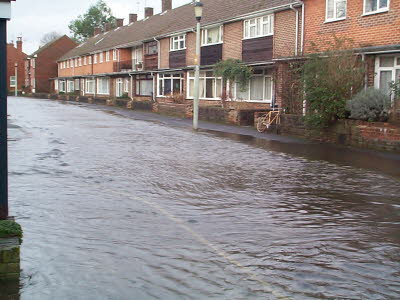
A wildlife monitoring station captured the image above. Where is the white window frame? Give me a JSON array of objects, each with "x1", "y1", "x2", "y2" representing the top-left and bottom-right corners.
[
  {"x1": 78, "y1": 57, "x2": 82, "y2": 66},
  {"x1": 59, "y1": 80, "x2": 66, "y2": 92},
  {"x1": 363, "y1": 0, "x2": 390, "y2": 15},
  {"x1": 132, "y1": 47, "x2": 143, "y2": 69},
  {"x1": 99, "y1": 52, "x2": 104, "y2": 63},
  {"x1": 54, "y1": 79, "x2": 59, "y2": 91},
  {"x1": 244, "y1": 14, "x2": 274, "y2": 39},
  {"x1": 116, "y1": 78, "x2": 123, "y2": 97},
  {"x1": 325, "y1": 0, "x2": 347, "y2": 22},
  {"x1": 201, "y1": 26, "x2": 223, "y2": 46},
  {"x1": 170, "y1": 34, "x2": 186, "y2": 51},
  {"x1": 124, "y1": 78, "x2": 130, "y2": 93},
  {"x1": 88, "y1": 56, "x2": 92, "y2": 65},
  {"x1": 85, "y1": 78, "x2": 95, "y2": 94},
  {"x1": 67, "y1": 80, "x2": 74, "y2": 93},
  {"x1": 187, "y1": 71, "x2": 223, "y2": 100},
  {"x1": 374, "y1": 55, "x2": 400, "y2": 96},
  {"x1": 106, "y1": 51, "x2": 110, "y2": 62},
  {"x1": 94, "y1": 54, "x2": 97, "y2": 64},
  {"x1": 157, "y1": 73, "x2": 184, "y2": 97},
  {"x1": 233, "y1": 69, "x2": 273, "y2": 103},
  {"x1": 10, "y1": 76, "x2": 16, "y2": 87},
  {"x1": 97, "y1": 77, "x2": 109, "y2": 95},
  {"x1": 83, "y1": 56, "x2": 87, "y2": 65},
  {"x1": 113, "y1": 49, "x2": 118, "y2": 61}
]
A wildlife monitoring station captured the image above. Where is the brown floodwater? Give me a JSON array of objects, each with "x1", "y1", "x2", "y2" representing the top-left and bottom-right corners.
[{"x1": 2, "y1": 97, "x2": 400, "y2": 300}]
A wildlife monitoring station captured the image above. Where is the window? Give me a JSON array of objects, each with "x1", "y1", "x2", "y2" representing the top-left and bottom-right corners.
[
  {"x1": 326, "y1": 0, "x2": 347, "y2": 21},
  {"x1": 78, "y1": 57, "x2": 82, "y2": 66},
  {"x1": 85, "y1": 78, "x2": 95, "y2": 94},
  {"x1": 145, "y1": 41, "x2": 158, "y2": 55},
  {"x1": 59, "y1": 80, "x2": 66, "y2": 92},
  {"x1": 67, "y1": 60, "x2": 70, "y2": 68},
  {"x1": 31, "y1": 59, "x2": 35, "y2": 68},
  {"x1": 187, "y1": 71, "x2": 223, "y2": 100},
  {"x1": 75, "y1": 58, "x2": 79, "y2": 67},
  {"x1": 113, "y1": 49, "x2": 118, "y2": 61},
  {"x1": 99, "y1": 52, "x2": 104, "y2": 63},
  {"x1": 234, "y1": 69, "x2": 273, "y2": 102},
  {"x1": 88, "y1": 56, "x2": 92, "y2": 65},
  {"x1": 158, "y1": 73, "x2": 183, "y2": 96},
  {"x1": 202, "y1": 26, "x2": 223, "y2": 46},
  {"x1": 83, "y1": 56, "x2": 87, "y2": 65},
  {"x1": 74, "y1": 79, "x2": 80, "y2": 90},
  {"x1": 136, "y1": 75, "x2": 153, "y2": 96},
  {"x1": 94, "y1": 54, "x2": 97, "y2": 64},
  {"x1": 10, "y1": 76, "x2": 16, "y2": 87},
  {"x1": 244, "y1": 15, "x2": 274, "y2": 39},
  {"x1": 54, "y1": 80, "x2": 59, "y2": 91},
  {"x1": 97, "y1": 77, "x2": 109, "y2": 95},
  {"x1": 106, "y1": 51, "x2": 110, "y2": 62},
  {"x1": 124, "y1": 78, "x2": 130, "y2": 93},
  {"x1": 170, "y1": 35, "x2": 186, "y2": 51},
  {"x1": 364, "y1": 0, "x2": 389, "y2": 14},
  {"x1": 375, "y1": 55, "x2": 400, "y2": 96},
  {"x1": 116, "y1": 78, "x2": 124, "y2": 97},
  {"x1": 67, "y1": 80, "x2": 74, "y2": 93},
  {"x1": 132, "y1": 47, "x2": 143, "y2": 69}
]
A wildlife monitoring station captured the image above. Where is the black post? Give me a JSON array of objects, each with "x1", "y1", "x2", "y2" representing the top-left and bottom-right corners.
[{"x1": 0, "y1": 18, "x2": 8, "y2": 219}]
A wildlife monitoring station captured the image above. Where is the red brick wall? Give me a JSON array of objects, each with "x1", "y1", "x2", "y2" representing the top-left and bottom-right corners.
[
  {"x1": 223, "y1": 21, "x2": 243, "y2": 60},
  {"x1": 160, "y1": 38, "x2": 170, "y2": 69},
  {"x1": 35, "y1": 36, "x2": 77, "y2": 93},
  {"x1": 304, "y1": 0, "x2": 400, "y2": 53},
  {"x1": 274, "y1": 8, "x2": 302, "y2": 58},
  {"x1": 7, "y1": 43, "x2": 26, "y2": 92}
]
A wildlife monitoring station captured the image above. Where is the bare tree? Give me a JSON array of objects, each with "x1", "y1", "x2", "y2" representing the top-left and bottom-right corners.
[{"x1": 40, "y1": 32, "x2": 62, "y2": 46}]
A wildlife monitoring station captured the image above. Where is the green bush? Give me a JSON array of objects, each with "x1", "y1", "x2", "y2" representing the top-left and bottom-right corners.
[
  {"x1": 0, "y1": 221, "x2": 23, "y2": 238},
  {"x1": 347, "y1": 88, "x2": 392, "y2": 122}
]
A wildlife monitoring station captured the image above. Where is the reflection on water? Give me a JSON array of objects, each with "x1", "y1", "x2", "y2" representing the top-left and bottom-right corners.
[{"x1": 3, "y1": 97, "x2": 400, "y2": 300}]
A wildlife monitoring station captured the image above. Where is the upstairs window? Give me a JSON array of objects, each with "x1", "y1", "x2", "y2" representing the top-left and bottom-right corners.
[
  {"x1": 78, "y1": 57, "x2": 82, "y2": 66},
  {"x1": 67, "y1": 60, "x2": 70, "y2": 68},
  {"x1": 326, "y1": 0, "x2": 347, "y2": 21},
  {"x1": 132, "y1": 47, "x2": 143, "y2": 67},
  {"x1": 364, "y1": 0, "x2": 389, "y2": 14},
  {"x1": 94, "y1": 54, "x2": 98, "y2": 64},
  {"x1": 83, "y1": 56, "x2": 87, "y2": 65},
  {"x1": 88, "y1": 56, "x2": 92, "y2": 64},
  {"x1": 106, "y1": 51, "x2": 110, "y2": 62},
  {"x1": 201, "y1": 26, "x2": 223, "y2": 46},
  {"x1": 145, "y1": 41, "x2": 158, "y2": 55},
  {"x1": 99, "y1": 52, "x2": 104, "y2": 63},
  {"x1": 244, "y1": 15, "x2": 274, "y2": 39},
  {"x1": 170, "y1": 35, "x2": 186, "y2": 51},
  {"x1": 113, "y1": 49, "x2": 118, "y2": 61}
]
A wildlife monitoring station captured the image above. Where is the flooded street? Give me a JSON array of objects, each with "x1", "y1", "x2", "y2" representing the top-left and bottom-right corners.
[{"x1": 4, "y1": 96, "x2": 400, "y2": 299}]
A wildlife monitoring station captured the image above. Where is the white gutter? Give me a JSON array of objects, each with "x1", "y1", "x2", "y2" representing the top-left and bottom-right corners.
[
  {"x1": 290, "y1": 4, "x2": 299, "y2": 56},
  {"x1": 154, "y1": 37, "x2": 161, "y2": 69},
  {"x1": 297, "y1": 0, "x2": 305, "y2": 54}
]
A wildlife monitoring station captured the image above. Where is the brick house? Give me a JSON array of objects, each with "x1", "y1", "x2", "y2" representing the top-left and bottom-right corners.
[
  {"x1": 25, "y1": 35, "x2": 77, "y2": 93},
  {"x1": 303, "y1": 0, "x2": 400, "y2": 95},
  {"x1": 7, "y1": 37, "x2": 27, "y2": 94},
  {"x1": 55, "y1": 0, "x2": 304, "y2": 121}
]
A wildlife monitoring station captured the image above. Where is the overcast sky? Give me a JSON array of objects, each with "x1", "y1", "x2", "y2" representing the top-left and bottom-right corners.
[{"x1": 8, "y1": 0, "x2": 191, "y2": 54}]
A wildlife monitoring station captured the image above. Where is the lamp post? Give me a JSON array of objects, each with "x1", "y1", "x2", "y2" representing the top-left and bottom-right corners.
[
  {"x1": 0, "y1": 0, "x2": 15, "y2": 219},
  {"x1": 14, "y1": 62, "x2": 17, "y2": 96},
  {"x1": 192, "y1": 1, "x2": 203, "y2": 130}
]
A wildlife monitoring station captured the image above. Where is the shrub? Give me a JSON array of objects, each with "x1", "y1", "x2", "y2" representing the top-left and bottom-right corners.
[
  {"x1": 302, "y1": 37, "x2": 366, "y2": 128},
  {"x1": 347, "y1": 88, "x2": 392, "y2": 122}
]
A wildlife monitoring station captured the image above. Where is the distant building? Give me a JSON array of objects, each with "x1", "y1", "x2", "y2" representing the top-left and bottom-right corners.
[
  {"x1": 25, "y1": 35, "x2": 77, "y2": 93},
  {"x1": 7, "y1": 37, "x2": 27, "y2": 94}
]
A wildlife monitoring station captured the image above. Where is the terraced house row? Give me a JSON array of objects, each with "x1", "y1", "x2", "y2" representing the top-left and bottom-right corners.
[{"x1": 54, "y1": 0, "x2": 400, "y2": 118}]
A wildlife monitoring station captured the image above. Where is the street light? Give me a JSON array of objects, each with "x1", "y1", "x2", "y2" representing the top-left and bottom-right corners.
[
  {"x1": 0, "y1": 0, "x2": 16, "y2": 220},
  {"x1": 192, "y1": 1, "x2": 203, "y2": 130}
]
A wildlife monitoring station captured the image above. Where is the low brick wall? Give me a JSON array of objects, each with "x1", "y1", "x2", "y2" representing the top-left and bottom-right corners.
[
  {"x1": 0, "y1": 238, "x2": 20, "y2": 281},
  {"x1": 278, "y1": 114, "x2": 400, "y2": 153}
]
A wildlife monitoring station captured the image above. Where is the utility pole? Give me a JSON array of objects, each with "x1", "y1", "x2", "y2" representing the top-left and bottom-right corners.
[
  {"x1": 192, "y1": 1, "x2": 203, "y2": 130},
  {"x1": 0, "y1": 0, "x2": 16, "y2": 220}
]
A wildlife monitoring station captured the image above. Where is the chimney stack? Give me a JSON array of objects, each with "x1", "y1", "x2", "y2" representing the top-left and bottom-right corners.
[
  {"x1": 116, "y1": 18, "x2": 124, "y2": 27},
  {"x1": 105, "y1": 23, "x2": 112, "y2": 32},
  {"x1": 94, "y1": 27, "x2": 102, "y2": 35},
  {"x1": 162, "y1": 0, "x2": 172, "y2": 12},
  {"x1": 129, "y1": 13, "x2": 138, "y2": 23},
  {"x1": 144, "y1": 7, "x2": 154, "y2": 18},
  {"x1": 16, "y1": 37, "x2": 22, "y2": 53}
]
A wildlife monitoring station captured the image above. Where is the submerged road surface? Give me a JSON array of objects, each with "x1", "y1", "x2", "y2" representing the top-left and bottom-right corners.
[{"x1": 4, "y1": 97, "x2": 400, "y2": 299}]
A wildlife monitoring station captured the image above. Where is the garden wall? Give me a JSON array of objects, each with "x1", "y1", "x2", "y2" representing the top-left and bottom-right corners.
[{"x1": 278, "y1": 114, "x2": 400, "y2": 152}]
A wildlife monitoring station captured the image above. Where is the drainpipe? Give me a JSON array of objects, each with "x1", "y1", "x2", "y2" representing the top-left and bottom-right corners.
[
  {"x1": 154, "y1": 37, "x2": 161, "y2": 69},
  {"x1": 290, "y1": 4, "x2": 299, "y2": 56},
  {"x1": 362, "y1": 54, "x2": 368, "y2": 91},
  {"x1": 151, "y1": 72, "x2": 156, "y2": 102},
  {"x1": 129, "y1": 74, "x2": 134, "y2": 100},
  {"x1": 297, "y1": 0, "x2": 305, "y2": 54}
]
